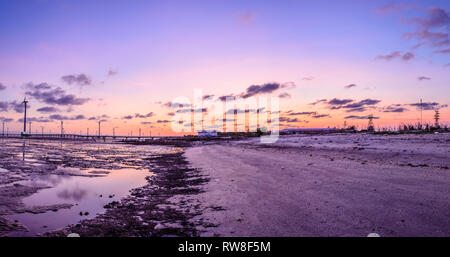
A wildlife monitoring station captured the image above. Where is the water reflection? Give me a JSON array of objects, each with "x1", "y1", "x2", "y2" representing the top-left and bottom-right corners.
[{"x1": 8, "y1": 168, "x2": 151, "y2": 236}]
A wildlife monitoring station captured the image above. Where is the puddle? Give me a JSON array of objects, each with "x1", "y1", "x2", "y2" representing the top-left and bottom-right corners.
[{"x1": 7, "y1": 168, "x2": 152, "y2": 236}]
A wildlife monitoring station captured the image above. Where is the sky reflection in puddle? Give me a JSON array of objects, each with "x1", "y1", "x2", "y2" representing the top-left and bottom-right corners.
[{"x1": 8, "y1": 168, "x2": 152, "y2": 236}]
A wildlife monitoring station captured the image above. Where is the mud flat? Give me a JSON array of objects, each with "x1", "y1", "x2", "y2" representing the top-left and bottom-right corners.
[
  {"x1": 184, "y1": 133, "x2": 450, "y2": 236},
  {"x1": 0, "y1": 139, "x2": 212, "y2": 236}
]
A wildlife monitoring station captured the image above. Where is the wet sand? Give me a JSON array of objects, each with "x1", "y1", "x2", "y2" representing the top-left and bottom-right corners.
[{"x1": 184, "y1": 133, "x2": 450, "y2": 236}]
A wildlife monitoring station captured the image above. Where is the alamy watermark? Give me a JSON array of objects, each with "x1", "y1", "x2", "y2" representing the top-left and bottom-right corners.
[{"x1": 168, "y1": 89, "x2": 280, "y2": 143}]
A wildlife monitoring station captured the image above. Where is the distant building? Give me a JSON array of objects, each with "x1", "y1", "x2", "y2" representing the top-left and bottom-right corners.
[{"x1": 197, "y1": 130, "x2": 218, "y2": 137}]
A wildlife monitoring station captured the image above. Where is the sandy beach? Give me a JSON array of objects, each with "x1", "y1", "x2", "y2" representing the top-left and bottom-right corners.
[{"x1": 184, "y1": 133, "x2": 450, "y2": 236}]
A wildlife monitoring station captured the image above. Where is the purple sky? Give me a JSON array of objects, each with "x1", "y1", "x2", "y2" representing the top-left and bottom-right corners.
[{"x1": 0, "y1": 0, "x2": 449, "y2": 134}]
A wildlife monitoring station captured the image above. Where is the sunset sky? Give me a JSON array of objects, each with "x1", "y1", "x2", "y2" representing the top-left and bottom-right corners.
[{"x1": 0, "y1": 0, "x2": 449, "y2": 135}]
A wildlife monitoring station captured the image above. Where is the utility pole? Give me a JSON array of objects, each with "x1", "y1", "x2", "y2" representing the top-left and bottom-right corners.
[
  {"x1": 420, "y1": 98, "x2": 423, "y2": 129},
  {"x1": 2, "y1": 122, "x2": 4, "y2": 136},
  {"x1": 22, "y1": 98, "x2": 28, "y2": 134},
  {"x1": 368, "y1": 114, "x2": 374, "y2": 132},
  {"x1": 41, "y1": 126, "x2": 44, "y2": 136},
  {"x1": 139, "y1": 128, "x2": 141, "y2": 138},
  {"x1": 98, "y1": 121, "x2": 101, "y2": 136},
  {"x1": 29, "y1": 122, "x2": 32, "y2": 134},
  {"x1": 60, "y1": 121, "x2": 64, "y2": 136},
  {"x1": 87, "y1": 128, "x2": 89, "y2": 136}
]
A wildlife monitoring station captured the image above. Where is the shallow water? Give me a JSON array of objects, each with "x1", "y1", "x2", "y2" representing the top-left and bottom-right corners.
[
  {"x1": 0, "y1": 138, "x2": 176, "y2": 236},
  {"x1": 7, "y1": 168, "x2": 151, "y2": 236}
]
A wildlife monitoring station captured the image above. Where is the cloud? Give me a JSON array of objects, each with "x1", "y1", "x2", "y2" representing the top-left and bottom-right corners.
[
  {"x1": 309, "y1": 99, "x2": 327, "y2": 105},
  {"x1": 328, "y1": 98, "x2": 354, "y2": 106},
  {"x1": 409, "y1": 102, "x2": 448, "y2": 110},
  {"x1": 0, "y1": 83, "x2": 6, "y2": 90},
  {"x1": 433, "y1": 48, "x2": 450, "y2": 54},
  {"x1": 49, "y1": 114, "x2": 86, "y2": 120},
  {"x1": 0, "y1": 116, "x2": 14, "y2": 122},
  {"x1": 280, "y1": 82, "x2": 296, "y2": 90},
  {"x1": 9, "y1": 101, "x2": 28, "y2": 113},
  {"x1": 301, "y1": 77, "x2": 314, "y2": 81},
  {"x1": 312, "y1": 114, "x2": 331, "y2": 118},
  {"x1": 382, "y1": 105, "x2": 409, "y2": 113},
  {"x1": 107, "y1": 69, "x2": 118, "y2": 76},
  {"x1": 345, "y1": 115, "x2": 379, "y2": 120},
  {"x1": 418, "y1": 76, "x2": 431, "y2": 81},
  {"x1": 122, "y1": 115, "x2": 133, "y2": 120},
  {"x1": 241, "y1": 82, "x2": 280, "y2": 98},
  {"x1": 202, "y1": 94, "x2": 214, "y2": 100},
  {"x1": 279, "y1": 117, "x2": 301, "y2": 123},
  {"x1": 344, "y1": 84, "x2": 357, "y2": 89},
  {"x1": 61, "y1": 74, "x2": 92, "y2": 86},
  {"x1": 141, "y1": 121, "x2": 153, "y2": 125},
  {"x1": 375, "y1": 4, "x2": 412, "y2": 14},
  {"x1": 25, "y1": 82, "x2": 90, "y2": 106},
  {"x1": 37, "y1": 106, "x2": 60, "y2": 113},
  {"x1": 88, "y1": 114, "x2": 110, "y2": 121},
  {"x1": 288, "y1": 111, "x2": 317, "y2": 116},
  {"x1": 404, "y1": 30, "x2": 450, "y2": 48},
  {"x1": 236, "y1": 11, "x2": 255, "y2": 26},
  {"x1": 134, "y1": 112, "x2": 154, "y2": 118},
  {"x1": 410, "y1": 7, "x2": 450, "y2": 29},
  {"x1": 375, "y1": 51, "x2": 415, "y2": 61},
  {"x1": 218, "y1": 94, "x2": 235, "y2": 102},
  {"x1": 278, "y1": 92, "x2": 291, "y2": 98},
  {"x1": 0, "y1": 102, "x2": 8, "y2": 112},
  {"x1": 18, "y1": 117, "x2": 53, "y2": 123},
  {"x1": 157, "y1": 120, "x2": 170, "y2": 123}
]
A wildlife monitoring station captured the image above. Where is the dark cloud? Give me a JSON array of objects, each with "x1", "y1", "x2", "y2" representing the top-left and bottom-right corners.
[
  {"x1": 157, "y1": 120, "x2": 170, "y2": 123},
  {"x1": 409, "y1": 102, "x2": 448, "y2": 110},
  {"x1": 134, "y1": 112, "x2": 154, "y2": 118},
  {"x1": 0, "y1": 117, "x2": 14, "y2": 122},
  {"x1": 345, "y1": 115, "x2": 379, "y2": 120},
  {"x1": 218, "y1": 94, "x2": 235, "y2": 102},
  {"x1": 18, "y1": 117, "x2": 53, "y2": 123},
  {"x1": 312, "y1": 114, "x2": 331, "y2": 118},
  {"x1": 382, "y1": 105, "x2": 409, "y2": 113},
  {"x1": 37, "y1": 106, "x2": 60, "y2": 113},
  {"x1": 328, "y1": 98, "x2": 353, "y2": 106},
  {"x1": 202, "y1": 94, "x2": 214, "y2": 100},
  {"x1": 49, "y1": 114, "x2": 86, "y2": 120},
  {"x1": 375, "y1": 51, "x2": 415, "y2": 61},
  {"x1": 141, "y1": 121, "x2": 153, "y2": 125},
  {"x1": 241, "y1": 83, "x2": 280, "y2": 98},
  {"x1": 177, "y1": 107, "x2": 207, "y2": 113},
  {"x1": 344, "y1": 84, "x2": 357, "y2": 89},
  {"x1": 122, "y1": 115, "x2": 133, "y2": 120},
  {"x1": 167, "y1": 112, "x2": 175, "y2": 116},
  {"x1": 279, "y1": 117, "x2": 300, "y2": 123},
  {"x1": 88, "y1": 114, "x2": 110, "y2": 121},
  {"x1": 9, "y1": 101, "x2": 27, "y2": 113},
  {"x1": 61, "y1": 74, "x2": 92, "y2": 86},
  {"x1": 343, "y1": 99, "x2": 381, "y2": 109},
  {"x1": 288, "y1": 111, "x2": 317, "y2": 116},
  {"x1": 0, "y1": 83, "x2": 6, "y2": 90},
  {"x1": 25, "y1": 82, "x2": 90, "y2": 106},
  {"x1": 278, "y1": 92, "x2": 291, "y2": 98},
  {"x1": 418, "y1": 76, "x2": 431, "y2": 81}
]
